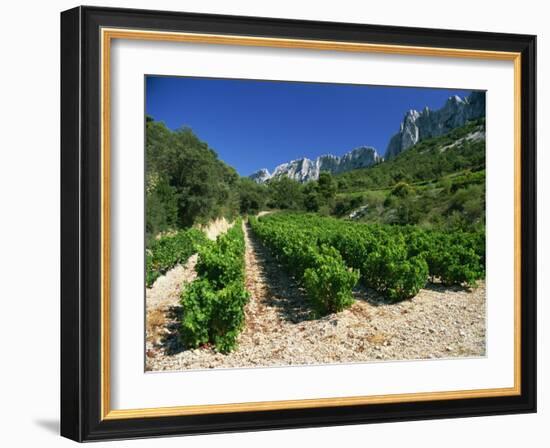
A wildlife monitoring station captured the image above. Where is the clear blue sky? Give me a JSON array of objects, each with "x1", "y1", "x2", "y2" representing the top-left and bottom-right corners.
[{"x1": 146, "y1": 76, "x2": 473, "y2": 176}]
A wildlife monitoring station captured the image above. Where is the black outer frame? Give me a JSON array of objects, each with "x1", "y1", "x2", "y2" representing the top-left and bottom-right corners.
[{"x1": 60, "y1": 5, "x2": 537, "y2": 442}]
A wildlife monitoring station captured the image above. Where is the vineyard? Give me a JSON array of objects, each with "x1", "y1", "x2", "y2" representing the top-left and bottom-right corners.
[
  {"x1": 251, "y1": 213, "x2": 485, "y2": 304},
  {"x1": 144, "y1": 211, "x2": 486, "y2": 370},
  {"x1": 143, "y1": 104, "x2": 487, "y2": 369},
  {"x1": 146, "y1": 228, "x2": 207, "y2": 287},
  {"x1": 180, "y1": 219, "x2": 249, "y2": 353}
]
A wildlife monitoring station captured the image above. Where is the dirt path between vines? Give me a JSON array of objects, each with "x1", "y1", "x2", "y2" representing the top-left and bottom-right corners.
[{"x1": 147, "y1": 221, "x2": 486, "y2": 371}]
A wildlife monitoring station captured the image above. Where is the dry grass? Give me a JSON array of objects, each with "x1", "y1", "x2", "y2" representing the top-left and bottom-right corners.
[
  {"x1": 146, "y1": 307, "x2": 166, "y2": 345},
  {"x1": 366, "y1": 332, "x2": 389, "y2": 345}
]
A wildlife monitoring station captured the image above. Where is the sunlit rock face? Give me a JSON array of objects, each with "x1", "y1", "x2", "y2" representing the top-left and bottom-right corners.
[
  {"x1": 249, "y1": 146, "x2": 382, "y2": 184},
  {"x1": 385, "y1": 91, "x2": 486, "y2": 159},
  {"x1": 249, "y1": 168, "x2": 272, "y2": 184}
]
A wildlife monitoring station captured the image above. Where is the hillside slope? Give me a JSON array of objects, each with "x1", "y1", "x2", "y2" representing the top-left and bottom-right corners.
[
  {"x1": 336, "y1": 119, "x2": 485, "y2": 192},
  {"x1": 146, "y1": 117, "x2": 242, "y2": 241},
  {"x1": 385, "y1": 91, "x2": 485, "y2": 158},
  {"x1": 333, "y1": 119, "x2": 486, "y2": 230}
]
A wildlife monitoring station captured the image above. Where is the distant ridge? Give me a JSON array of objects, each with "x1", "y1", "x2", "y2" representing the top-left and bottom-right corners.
[
  {"x1": 250, "y1": 146, "x2": 382, "y2": 184},
  {"x1": 249, "y1": 91, "x2": 485, "y2": 183}
]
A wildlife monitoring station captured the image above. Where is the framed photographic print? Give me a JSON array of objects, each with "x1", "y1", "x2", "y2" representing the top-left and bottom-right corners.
[{"x1": 60, "y1": 6, "x2": 536, "y2": 442}]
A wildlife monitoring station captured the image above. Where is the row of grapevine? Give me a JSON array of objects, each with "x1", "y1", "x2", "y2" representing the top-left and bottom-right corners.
[
  {"x1": 251, "y1": 213, "x2": 484, "y2": 302},
  {"x1": 146, "y1": 228, "x2": 208, "y2": 287},
  {"x1": 249, "y1": 217, "x2": 359, "y2": 316},
  {"x1": 179, "y1": 219, "x2": 249, "y2": 353},
  {"x1": 398, "y1": 226, "x2": 485, "y2": 286}
]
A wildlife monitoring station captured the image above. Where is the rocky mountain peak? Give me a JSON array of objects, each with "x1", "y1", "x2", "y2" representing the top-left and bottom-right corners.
[
  {"x1": 248, "y1": 90, "x2": 485, "y2": 183},
  {"x1": 449, "y1": 94, "x2": 464, "y2": 104},
  {"x1": 249, "y1": 168, "x2": 272, "y2": 184},
  {"x1": 249, "y1": 145, "x2": 382, "y2": 184},
  {"x1": 385, "y1": 91, "x2": 485, "y2": 159}
]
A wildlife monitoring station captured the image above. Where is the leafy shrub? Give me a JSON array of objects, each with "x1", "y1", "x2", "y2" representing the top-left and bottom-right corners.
[
  {"x1": 146, "y1": 228, "x2": 207, "y2": 287},
  {"x1": 196, "y1": 224, "x2": 246, "y2": 288},
  {"x1": 253, "y1": 212, "x2": 483, "y2": 301},
  {"x1": 180, "y1": 279, "x2": 215, "y2": 348},
  {"x1": 424, "y1": 238, "x2": 484, "y2": 286},
  {"x1": 362, "y1": 243, "x2": 428, "y2": 301},
  {"x1": 402, "y1": 227, "x2": 485, "y2": 286},
  {"x1": 180, "y1": 279, "x2": 249, "y2": 353},
  {"x1": 391, "y1": 181, "x2": 415, "y2": 198},
  {"x1": 180, "y1": 219, "x2": 249, "y2": 353},
  {"x1": 209, "y1": 281, "x2": 250, "y2": 353},
  {"x1": 250, "y1": 217, "x2": 358, "y2": 315},
  {"x1": 303, "y1": 246, "x2": 359, "y2": 316}
]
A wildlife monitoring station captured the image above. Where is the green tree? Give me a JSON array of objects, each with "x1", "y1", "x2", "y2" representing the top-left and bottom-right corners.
[
  {"x1": 303, "y1": 182, "x2": 320, "y2": 212},
  {"x1": 145, "y1": 119, "x2": 240, "y2": 237},
  {"x1": 317, "y1": 172, "x2": 336, "y2": 202},
  {"x1": 391, "y1": 181, "x2": 414, "y2": 198},
  {"x1": 266, "y1": 177, "x2": 304, "y2": 209},
  {"x1": 145, "y1": 175, "x2": 179, "y2": 243},
  {"x1": 236, "y1": 178, "x2": 268, "y2": 214}
]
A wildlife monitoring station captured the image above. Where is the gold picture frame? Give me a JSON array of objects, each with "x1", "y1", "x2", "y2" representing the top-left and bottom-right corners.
[{"x1": 61, "y1": 6, "x2": 536, "y2": 441}]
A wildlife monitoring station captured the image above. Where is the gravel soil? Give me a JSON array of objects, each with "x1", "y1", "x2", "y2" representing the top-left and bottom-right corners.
[{"x1": 145, "y1": 222, "x2": 486, "y2": 372}]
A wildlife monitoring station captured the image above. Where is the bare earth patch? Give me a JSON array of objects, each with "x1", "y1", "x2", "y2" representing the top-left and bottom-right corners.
[
  {"x1": 146, "y1": 222, "x2": 486, "y2": 371},
  {"x1": 198, "y1": 217, "x2": 231, "y2": 240}
]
